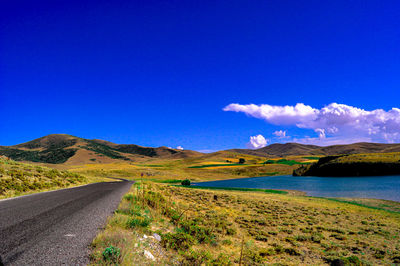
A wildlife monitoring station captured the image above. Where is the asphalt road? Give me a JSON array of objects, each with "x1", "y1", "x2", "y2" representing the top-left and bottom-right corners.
[{"x1": 0, "y1": 180, "x2": 133, "y2": 265}]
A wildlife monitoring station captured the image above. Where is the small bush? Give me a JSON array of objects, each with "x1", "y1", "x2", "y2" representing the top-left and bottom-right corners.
[
  {"x1": 226, "y1": 227, "x2": 236, "y2": 235},
  {"x1": 162, "y1": 231, "x2": 195, "y2": 250},
  {"x1": 284, "y1": 247, "x2": 301, "y2": 256},
  {"x1": 181, "y1": 179, "x2": 191, "y2": 186},
  {"x1": 102, "y1": 246, "x2": 120, "y2": 263}
]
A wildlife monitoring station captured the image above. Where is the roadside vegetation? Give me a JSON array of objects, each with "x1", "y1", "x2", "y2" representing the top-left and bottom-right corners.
[
  {"x1": 91, "y1": 182, "x2": 400, "y2": 265},
  {"x1": 0, "y1": 156, "x2": 87, "y2": 198}
]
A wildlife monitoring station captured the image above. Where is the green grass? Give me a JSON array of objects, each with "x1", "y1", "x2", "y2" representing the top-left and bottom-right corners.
[
  {"x1": 177, "y1": 185, "x2": 288, "y2": 194},
  {"x1": 264, "y1": 159, "x2": 308, "y2": 166},
  {"x1": 188, "y1": 163, "x2": 246, "y2": 168}
]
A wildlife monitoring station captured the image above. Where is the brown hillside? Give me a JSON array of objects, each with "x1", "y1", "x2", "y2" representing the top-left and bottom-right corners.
[{"x1": 0, "y1": 134, "x2": 203, "y2": 165}]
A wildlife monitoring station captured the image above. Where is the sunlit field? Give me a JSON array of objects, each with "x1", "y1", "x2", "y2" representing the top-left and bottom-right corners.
[{"x1": 91, "y1": 182, "x2": 400, "y2": 265}]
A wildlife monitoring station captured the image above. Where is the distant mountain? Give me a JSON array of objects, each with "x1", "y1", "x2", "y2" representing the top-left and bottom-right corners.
[
  {"x1": 228, "y1": 142, "x2": 400, "y2": 157},
  {"x1": 0, "y1": 134, "x2": 202, "y2": 164},
  {"x1": 2, "y1": 134, "x2": 400, "y2": 165}
]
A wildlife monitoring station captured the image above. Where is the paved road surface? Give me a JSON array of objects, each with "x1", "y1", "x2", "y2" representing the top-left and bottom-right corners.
[{"x1": 0, "y1": 180, "x2": 133, "y2": 265}]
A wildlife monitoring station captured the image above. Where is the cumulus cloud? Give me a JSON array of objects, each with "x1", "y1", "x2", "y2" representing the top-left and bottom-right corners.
[
  {"x1": 247, "y1": 135, "x2": 269, "y2": 149},
  {"x1": 224, "y1": 103, "x2": 400, "y2": 144},
  {"x1": 315, "y1": 128, "x2": 326, "y2": 139},
  {"x1": 176, "y1": 146, "x2": 184, "y2": 150},
  {"x1": 273, "y1": 130, "x2": 287, "y2": 138}
]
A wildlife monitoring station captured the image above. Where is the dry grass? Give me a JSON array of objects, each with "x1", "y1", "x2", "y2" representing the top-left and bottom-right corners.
[
  {"x1": 335, "y1": 152, "x2": 400, "y2": 163},
  {"x1": 0, "y1": 156, "x2": 88, "y2": 199},
  {"x1": 91, "y1": 182, "x2": 400, "y2": 265}
]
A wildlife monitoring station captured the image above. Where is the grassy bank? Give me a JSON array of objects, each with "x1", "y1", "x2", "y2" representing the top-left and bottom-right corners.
[
  {"x1": 0, "y1": 156, "x2": 88, "y2": 199},
  {"x1": 294, "y1": 152, "x2": 400, "y2": 176},
  {"x1": 181, "y1": 185, "x2": 288, "y2": 194},
  {"x1": 91, "y1": 182, "x2": 400, "y2": 265}
]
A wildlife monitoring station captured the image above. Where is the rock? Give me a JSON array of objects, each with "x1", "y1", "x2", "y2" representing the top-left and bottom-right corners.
[
  {"x1": 143, "y1": 234, "x2": 148, "y2": 239},
  {"x1": 153, "y1": 233, "x2": 161, "y2": 242},
  {"x1": 144, "y1": 250, "x2": 156, "y2": 261}
]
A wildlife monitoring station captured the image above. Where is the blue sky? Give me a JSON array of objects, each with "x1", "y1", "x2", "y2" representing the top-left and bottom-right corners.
[{"x1": 1, "y1": 0, "x2": 399, "y2": 151}]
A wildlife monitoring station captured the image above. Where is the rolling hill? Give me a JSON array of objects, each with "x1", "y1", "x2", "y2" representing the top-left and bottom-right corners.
[
  {"x1": 2, "y1": 134, "x2": 400, "y2": 166},
  {"x1": 293, "y1": 152, "x2": 400, "y2": 176},
  {"x1": 229, "y1": 142, "x2": 400, "y2": 157},
  {"x1": 0, "y1": 134, "x2": 202, "y2": 164}
]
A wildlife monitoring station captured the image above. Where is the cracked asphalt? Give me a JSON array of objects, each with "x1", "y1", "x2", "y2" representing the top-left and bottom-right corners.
[{"x1": 0, "y1": 180, "x2": 133, "y2": 265}]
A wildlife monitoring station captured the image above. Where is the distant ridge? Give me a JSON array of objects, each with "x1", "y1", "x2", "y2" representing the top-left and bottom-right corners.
[
  {"x1": 0, "y1": 134, "x2": 202, "y2": 164},
  {"x1": 228, "y1": 142, "x2": 400, "y2": 157},
  {"x1": 2, "y1": 134, "x2": 400, "y2": 165}
]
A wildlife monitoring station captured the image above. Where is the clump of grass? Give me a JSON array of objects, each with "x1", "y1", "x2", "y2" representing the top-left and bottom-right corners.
[{"x1": 127, "y1": 216, "x2": 151, "y2": 228}]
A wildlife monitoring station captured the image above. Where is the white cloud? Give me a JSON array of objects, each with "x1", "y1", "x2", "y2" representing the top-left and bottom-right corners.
[
  {"x1": 176, "y1": 146, "x2": 184, "y2": 150},
  {"x1": 273, "y1": 130, "x2": 287, "y2": 138},
  {"x1": 247, "y1": 135, "x2": 269, "y2": 149},
  {"x1": 224, "y1": 102, "x2": 400, "y2": 144},
  {"x1": 315, "y1": 128, "x2": 326, "y2": 139}
]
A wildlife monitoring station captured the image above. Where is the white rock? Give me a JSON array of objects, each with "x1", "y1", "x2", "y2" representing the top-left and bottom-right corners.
[
  {"x1": 143, "y1": 234, "x2": 148, "y2": 239},
  {"x1": 153, "y1": 233, "x2": 161, "y2": 242},
  {"x1": 144, "y1": 250, "x2": 156, "y2": 261}
]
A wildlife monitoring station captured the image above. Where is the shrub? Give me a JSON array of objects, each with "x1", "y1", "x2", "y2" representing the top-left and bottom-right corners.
[
  {"x1": 226, "y1": 227, "x2": 236, "y2": 235},
  {"x1": 162, "y1": 231, "x2": 195, "y2": 250},
  {"x1": 179, "y1": 220, "x2": 215, "y2": 244},
  {"x1": 102, "y1": 246, "x2": 120, "y2": 263},
  {"x1": 127, "y1": 217, "x2": 151, "y2": 228},
  {"x1": 181, "y1": 179, "x2": 191, "y2": 186},
  {"x1": 325, "y1": 255, "x2": 363, "y2": 265},
  {"x1": 284, "y1": 247, "x2": 301, "y2": 256}
]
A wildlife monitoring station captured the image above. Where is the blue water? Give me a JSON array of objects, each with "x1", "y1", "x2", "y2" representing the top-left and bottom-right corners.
[{"x1": 194, "y1": 175, "x2": 400, "y2": 202}]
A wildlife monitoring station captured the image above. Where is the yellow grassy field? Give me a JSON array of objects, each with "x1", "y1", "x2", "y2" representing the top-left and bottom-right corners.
[
  {"x1": 62, "y1": 151, "x2": 318, "y2": 183},
  {"x1": 91, "y1": 182, "x2": 400, "y2": 265}
]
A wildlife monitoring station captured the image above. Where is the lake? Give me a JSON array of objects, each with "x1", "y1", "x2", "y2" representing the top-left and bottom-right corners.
[{"x1": 194, "y1": 175, "x2": 400, "y2": 202}]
